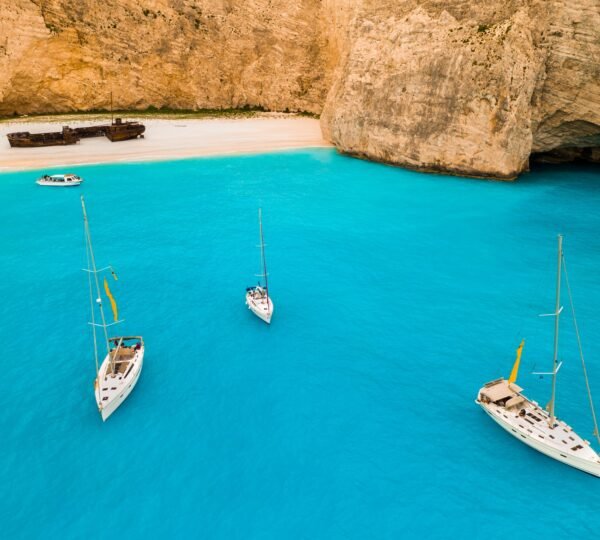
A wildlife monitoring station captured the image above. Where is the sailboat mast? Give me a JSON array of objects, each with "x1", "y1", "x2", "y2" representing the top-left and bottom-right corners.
[
  {"x1": 259, "y1": 208, "x2": 269, "y2": 305},
  {"x1": 84, "y1": 230, "x2": 99, "y2": 371},
  {"x1": 81, "y1": 197, "x2": 112, "y2": 363},
  {"x1": 110, "y1": 91, "x2": 114, "y2": 125},
  {"x1": 549, "y1": 234, "x2": 563, "y2": 427}
]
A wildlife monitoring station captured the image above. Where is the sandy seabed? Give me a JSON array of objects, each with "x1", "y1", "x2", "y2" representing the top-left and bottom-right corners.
[{"x1": 0, "y1": 116, "x2": 332, "y2": 172}]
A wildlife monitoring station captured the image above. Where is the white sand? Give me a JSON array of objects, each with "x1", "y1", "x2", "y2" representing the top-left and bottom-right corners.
[{"x1": 0, "y1": 116, "x2": 332, "y2": 172}]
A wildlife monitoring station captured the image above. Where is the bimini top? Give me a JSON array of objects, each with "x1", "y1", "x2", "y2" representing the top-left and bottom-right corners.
[{"x1": 481, "y1": 379, "x2": 523, "y2": 403}]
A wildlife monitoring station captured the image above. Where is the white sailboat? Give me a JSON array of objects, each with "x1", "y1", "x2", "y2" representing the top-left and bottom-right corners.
[
  {"x1": 245, "y1": 208, "x2": 274, "y2": 324},
  {"x1": 476, "y1": 235, "x2": 600, "y2": 476},
  {"x1": 81, "y1": 196, "x2": 144, "y2": 421}
]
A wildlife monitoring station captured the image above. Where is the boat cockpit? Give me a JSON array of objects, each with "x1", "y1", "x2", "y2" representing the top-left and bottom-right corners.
[{"x1": 105, "y1": 336, "x2": 143, "y2": 378}]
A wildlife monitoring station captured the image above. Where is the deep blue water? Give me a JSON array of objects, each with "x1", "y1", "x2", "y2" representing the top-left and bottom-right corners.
[{"x1": 1, "y1": 149, "x2": 600, "y2": 539}]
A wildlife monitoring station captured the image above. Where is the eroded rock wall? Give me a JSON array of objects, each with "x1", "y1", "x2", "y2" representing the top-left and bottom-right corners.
[
  {"x1": 321, "y1": 2, "x2": 549, "y2": 178},
  {"x1": 530, "y1": 0, "x2": 600, "y2": 154},
  {"x1": 0, "y1": 0, "x2": 333, "y2": 114},
  {"x1": 320, "y1": 1, "x2": 600, "y2": 179}
]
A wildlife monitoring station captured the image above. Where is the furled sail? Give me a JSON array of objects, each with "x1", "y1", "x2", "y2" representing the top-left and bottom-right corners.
[
  {"x1": 509, "y1": 339, "x2": 525, "y2": 384},
  {"x1": 104, "y1": 277, "x2": 119, "y2": 322}
]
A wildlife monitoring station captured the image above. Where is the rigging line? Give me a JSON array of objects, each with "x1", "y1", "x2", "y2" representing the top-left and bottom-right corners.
[
  {"x1": 81, "y1": 197, "x2": 113, "y2": 370},
  {"x1": 548, "y1": 235, "x2": 562, "y2": 427},
  {"x1": 562, "y1": 254, "x2": 600, "y2": 446},
  {"x1": 258, "y1": 208, "x2": 269, "y2": 308},
  {"x1": 84, "y1": 222, "x2": 101, "y2": 406},
  {"x1": 84, "y1": 225, "x2": 99, "y2": 378}
]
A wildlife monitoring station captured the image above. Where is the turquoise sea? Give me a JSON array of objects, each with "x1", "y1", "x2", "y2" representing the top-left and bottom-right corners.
[{"x1": 1, "y1": 149, "x2": 600, "y2": 538}]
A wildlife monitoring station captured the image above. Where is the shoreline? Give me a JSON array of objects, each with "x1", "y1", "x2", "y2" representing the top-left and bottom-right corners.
[{"x1": 0, "y1": 115, "x2": 332, "y2": 172}]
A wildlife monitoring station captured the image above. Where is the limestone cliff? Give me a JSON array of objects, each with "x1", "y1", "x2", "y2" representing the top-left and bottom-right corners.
[
  {"x1": 530, "y1": 1, "x2": 600, "y2": 155},
  {"x1": 1, "y1": 0, "x2": 599, "y2": 179},
  {"x1": 0, "y1": 0, "x2": 332, "y2": 114},
  {"x1": 321, "y1": 1, "x2": 600, "y2": 179}
]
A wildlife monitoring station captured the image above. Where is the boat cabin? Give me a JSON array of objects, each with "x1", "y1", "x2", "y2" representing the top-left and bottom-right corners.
[
  {"x1": 479, "y1": 379, "x2": 526, "y2": 410},
  {"x1": 47, "y1": 174, "x2": 78, "y2": 182}
]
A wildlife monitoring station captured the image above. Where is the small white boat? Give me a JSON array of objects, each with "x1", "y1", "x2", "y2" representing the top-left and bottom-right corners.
[
  {"x1": 37, "y1": 173, "x2": 82, "y2": 186},
  {"x1": 476, "y1": 235, "x2": 600, "y2": 476},
  {"x1": 245, "y1": 208, "x2": 274, "y2": 324},
  {"x1": 81, "y1": 196, "x2": 144, "y2": 421}
]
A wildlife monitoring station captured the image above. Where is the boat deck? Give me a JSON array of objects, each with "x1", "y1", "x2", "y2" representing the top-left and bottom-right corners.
[
  {"x1": 95, "y1": 338, "x2": 144, "y2": 407},
  {"x1": 245, "y1": 288, "x2": 273, "y2": 322},
  {"x1": 479, "y1": 379, "x2": 599, "y2": 462}
]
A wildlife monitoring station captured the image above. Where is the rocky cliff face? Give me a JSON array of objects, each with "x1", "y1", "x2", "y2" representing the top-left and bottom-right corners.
[
  {"x1": 0, "y1": 0, "x2": 332, "y2": 114},
  {"x1": 1, "y1": 0, "x2": 599, "y2": 179},
  {"x1": 321, "y1": 1, "x2": 600, "y2": 179},
  {"x1": 530, "y1": 1, "x2": 600, "y2": 155}
]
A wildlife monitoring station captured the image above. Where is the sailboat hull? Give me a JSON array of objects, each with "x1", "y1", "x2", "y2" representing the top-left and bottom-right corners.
[
  {"x1": 476, "y1": 394, "x2": 600, "y2": 477},
  {"x1": 245, "y1": 291, "x2": 273, "y2": 324},
  {"x1": 95, "y1": 343, "x2": 144, "y2": 421}
]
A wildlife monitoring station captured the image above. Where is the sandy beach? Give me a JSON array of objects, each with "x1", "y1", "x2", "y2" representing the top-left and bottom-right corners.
[{"x1": 0, "y1": 115, "x2": 331, "y2": 172}]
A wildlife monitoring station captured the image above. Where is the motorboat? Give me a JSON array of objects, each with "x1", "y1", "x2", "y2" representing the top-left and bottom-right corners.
[{"x1": 37, "y1": 173, "x2": 82, "y2": 186}]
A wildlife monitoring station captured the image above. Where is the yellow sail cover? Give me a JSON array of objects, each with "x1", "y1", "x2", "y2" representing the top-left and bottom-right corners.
[
  {"x1": 104, "y1": 278, "x2": 119, "y2": 322},
  {"x1": 509, "y1": 339, "x2": 525, "y2": 384}
]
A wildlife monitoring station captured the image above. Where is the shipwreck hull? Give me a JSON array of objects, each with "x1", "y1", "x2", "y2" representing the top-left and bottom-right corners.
[
  {"x1": 72, "y1": 125, "x2": 108, "y2": 138},
  {"x1": 7, "y1": 127, "x2": 80, "y2": 147},
  {"x1": 6, "y1": 118, "x2": 145, "y2": 147},
  {"x1": 105, "y1": 120, "x2": 145, "y2": 142}
]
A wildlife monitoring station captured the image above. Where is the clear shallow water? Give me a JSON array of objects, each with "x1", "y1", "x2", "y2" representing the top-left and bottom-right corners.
[{"x1": 1, "y1": 150, "x2": 600, "y2": 538}]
